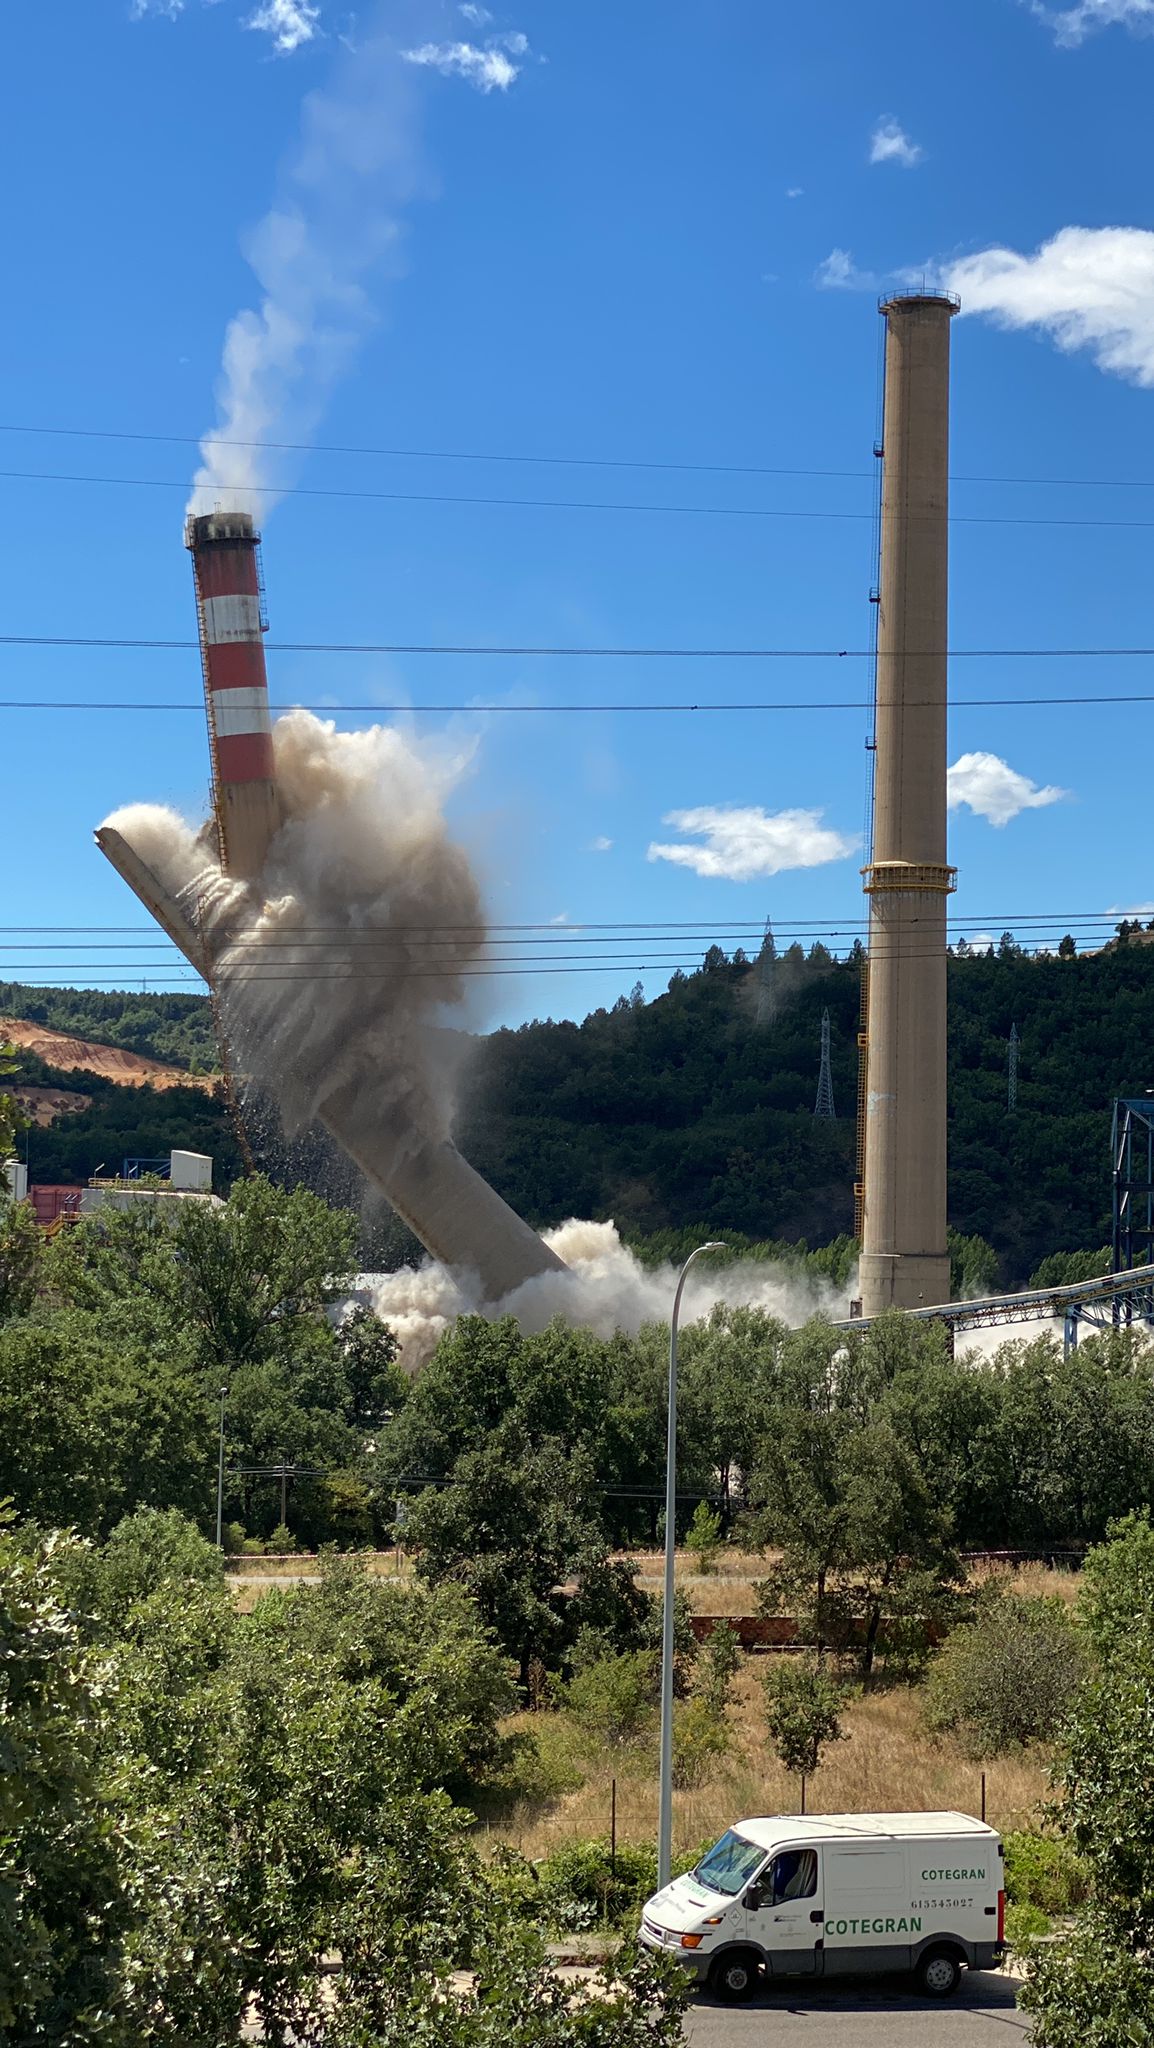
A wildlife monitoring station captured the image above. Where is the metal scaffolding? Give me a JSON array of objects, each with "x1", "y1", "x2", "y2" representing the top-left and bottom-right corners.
[{"x1": 1113, "y1": 1097, "x2": 1154, "y2": 1276}]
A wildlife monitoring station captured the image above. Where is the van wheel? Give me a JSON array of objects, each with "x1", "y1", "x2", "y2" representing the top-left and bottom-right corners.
[
  {"x1": 916, "y1": 1949, "x2": 963, "y2": 1998},
  {"x1": 709, "y1": 1950, "x2": 762, "y2": 2003}
]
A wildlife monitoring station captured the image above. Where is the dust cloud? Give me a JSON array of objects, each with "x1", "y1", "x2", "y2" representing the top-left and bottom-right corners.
[
  {"x1": 205, "y1": 712, "x2": 483, "y2": 1151},
  {"x1": 365, "y1": 1217, "x2": 852, "y2": 1369},
  {"x1": 104, "y1": 718, "x2": 849, "y2": 1370},
  {"x1": 103, "y1": 712, "x2": 484, "y2": 1173}
]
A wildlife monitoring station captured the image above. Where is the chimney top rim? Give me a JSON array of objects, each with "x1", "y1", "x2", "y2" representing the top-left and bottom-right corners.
[{"x1": 878, "y1": 288, "x2": 961, "y2": 317}]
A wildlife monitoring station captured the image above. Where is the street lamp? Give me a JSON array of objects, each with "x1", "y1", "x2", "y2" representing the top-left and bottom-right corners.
[
  {"x1": 658, "y1": 1242, "x2": 727, "y2": 1891},
  {"x1": 215, "y1": 1385, "x2": 228, "y2": 1549}
]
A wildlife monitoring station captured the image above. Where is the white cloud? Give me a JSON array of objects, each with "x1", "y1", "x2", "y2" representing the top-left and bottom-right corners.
[
  {"x1": 1029, "y1": 0, "x2": 1154, "y2": 44},
  {"x1": 460, "y1": 1, "x2": 492, "y2": 19},
  {"x1": 947, "y1": 752, "x2": 1067, "y2": 827},
  {"x1": 945, "y1": 226, "x2": 1154, "y2": 387},
  {"x1": 647, "y1": 805, "x2": 856, "y2": 883},
  {"x1": 588, "y1": 835, "x2": 613, "y2": 853},
  {"x1": 247, "y1": 0, "x2": 320, "y2": 51},
  {"x1": 549, "y1": 912, "x2": 571, "y2": 926},
  {"x1": 132, "y1": 0, "x2": 320, "y2": 43},
  {"x1": 402, "y1": 36, "x2": 526, "y2": 90},
  {"x1": 815, "y1": 247, "x2": 877, "y2": 291},
  {"x1": 967, "y1": 933, "x2": 996, "y2": 950},
  {"x1": 786, "y1": 186, "x2": 804, "y2": 199},
  {"x1": 869, "y1": 117, "x2": 923, "y2": 168}
]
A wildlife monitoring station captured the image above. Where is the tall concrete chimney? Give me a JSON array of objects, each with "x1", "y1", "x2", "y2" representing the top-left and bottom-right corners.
[
  {"x1": 96, "y1": 511, "x2": 567, "y2": 1301},
  {"x1": 185, "y1": 509, "x2": 282, "y2": 879},
  {"x1": 858, "y1": 291, "x2": 959, "y2": 1316}
]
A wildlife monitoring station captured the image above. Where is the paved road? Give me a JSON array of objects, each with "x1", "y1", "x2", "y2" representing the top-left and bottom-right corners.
[{"x1": 683, "y1": 1970, "x2": 1029, "y2": 2045}]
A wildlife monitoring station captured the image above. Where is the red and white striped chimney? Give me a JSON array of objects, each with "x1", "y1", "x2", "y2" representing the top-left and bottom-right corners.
[{"x1": 185, "y1": 509, "x2": 282, "y2": 879}]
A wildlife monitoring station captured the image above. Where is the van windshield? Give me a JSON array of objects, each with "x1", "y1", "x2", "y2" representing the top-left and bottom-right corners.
[{"x1": 693, "y1": 1829, "x2": 767, "y2": 1897}]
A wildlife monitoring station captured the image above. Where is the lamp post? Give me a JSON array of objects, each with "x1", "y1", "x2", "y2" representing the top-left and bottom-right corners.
[
  {"x1": 215, "y1": 1385, "x2": 228, "y2": 1549},
  {"x1": 658, "y1": 1242, "x2": 726, "y2": 1891}
]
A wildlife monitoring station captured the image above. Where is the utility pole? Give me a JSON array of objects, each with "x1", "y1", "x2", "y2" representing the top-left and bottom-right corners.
[
  {"x1": 1008, "y1": 1023, "x2": 1019, "y2": 1114},
  {"x1": 814, "y1": 1009, "x2": 836, "y2": 1119},
  {"x1": 658, "y1": 1242, "x2": 726, "y2": 1892},
  {"x1": 215, "y1": 1385, "x2": 228, "y2": 1549}
]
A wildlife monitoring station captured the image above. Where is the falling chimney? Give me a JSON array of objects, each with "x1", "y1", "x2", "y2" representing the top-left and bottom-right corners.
[
  {"x1": 858, "y1": 291, "x2": 959, "y2": 1315},
  {"x1": 185, "y1": 509, "x2": 282, "y2": 879}
]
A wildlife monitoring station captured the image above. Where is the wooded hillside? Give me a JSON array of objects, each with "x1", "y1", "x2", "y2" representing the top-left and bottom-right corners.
[{"x1": 6, "y1": 937, "x2": 1152, "y2": 1282}]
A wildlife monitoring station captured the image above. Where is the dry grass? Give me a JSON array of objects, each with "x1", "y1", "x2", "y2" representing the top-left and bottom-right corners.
[
  {"x1": 1002, "y1": 1563, "x2": 1082, "y2": 1607},
  {"x1": 224, "y1": 1551, "x2": 409, "y2": 1578},
  {"x1": 492, "y1": 1665, "x2": 1049, "y2": 1866},
  {"x1": 629, "y1": 1548, "x2": 766, "y2": 1616}
]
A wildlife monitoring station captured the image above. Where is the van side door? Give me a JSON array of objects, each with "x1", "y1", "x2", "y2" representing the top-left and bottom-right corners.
[{"x1": 743, "y1": 1847, "x2": 824, "y2": 1977}]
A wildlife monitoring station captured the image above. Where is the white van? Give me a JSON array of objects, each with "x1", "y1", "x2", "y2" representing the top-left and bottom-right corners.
[{"x1": 640, "y1": 1811, "x2": 1004, "y2": 2003}]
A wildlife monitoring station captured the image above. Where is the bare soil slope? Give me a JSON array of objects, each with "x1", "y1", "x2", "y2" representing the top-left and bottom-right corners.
[
  {"x1": 14, "y1": 1086, "x2": 94, "y2": 1127},
  {"x1": 1, "y1": 1018, "x2": 215, "y2": 1092}
]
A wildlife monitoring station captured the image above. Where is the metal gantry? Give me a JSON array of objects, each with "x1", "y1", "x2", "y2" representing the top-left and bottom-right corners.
[
  {"x1": 836, "y1": 1259, "x2": 1154, "y2": 1356},
  {"x1": 1113, "y1": 1097, "x2": 1154, "y2": 1276}
]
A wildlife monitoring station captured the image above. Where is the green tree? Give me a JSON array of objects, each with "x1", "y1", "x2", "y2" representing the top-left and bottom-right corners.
[
  {"x1": 0, "y1": 1520, "x2": 129, "y2": 2042},
  {"x1": 52, "y1": 1174, "x2": 357, "y2": 1375},
  {"x1": 1019, "y1": 1517, "x2": 1154, "y2": 2044},
  {"x1": 754, "y1": 1327, "x2": 963, "y2": 1679},
  {"x1": 0, "y1": 1191, "x2": 43, "y2": 1322},
  {"x1": 405, "y1": 1428, "x2": 611, "y2": 1680},
  {"x1": 0, "y1": 1309, "x2": 211, "y2": 1535},
  {"x1": 0, "y1": 1040, "x2": 25, "y2": 1162},
  {"x1": 336, "y1": 1302, "x2": 407, "y2": 1433},
  {"x1": 684, "y1": 1500, "x2": 723, "y2": 1574},
  {"x1": 763, "y1": 1658, "x2": 846, "y2": 1790}
]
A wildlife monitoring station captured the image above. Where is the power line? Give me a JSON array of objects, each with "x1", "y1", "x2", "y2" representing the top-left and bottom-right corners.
[
  {"x1": 6, "y1": 632, "x2": 1154, "y2": 659},
  {"x1": 9, "y1": 420, "x2": 1154, "y2": 494},
  {"x1": 1, "y1": 693, "x2": 1154, "y2": 716},
  {"x1": 11, "y1": 464, "x2": 1154, "y2": 533},
  {"x1": 0, "y1": 936, "x2": 1131, "y2": 979},
  {"x1": 0, "y1": 912, "x2": 1135, "y2": 935}
]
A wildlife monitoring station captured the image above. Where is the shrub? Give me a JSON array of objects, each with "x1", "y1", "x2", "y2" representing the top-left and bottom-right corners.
[
  {"x1": 486, "y1": 1717, "x2": 587, "y2": 1810},
  {"x1": 535, "y1": 1839, "x2": 658, "y2": 1931},
  {"x1": 672, "y1": 1698, "x2": 729, "y2": 1788},
  {"x1": 924, "y1": 1595, "x2": 1084, "y2": 1755},
  {"x1": 637, "y1": 1588, "x2": 699, "y2": 1697},
  {"x1": 696, "y1": 1621, "x2": 741, "y2": 1715},
  {"x1": 1005, "y1": 1900, "x2": 1051, "y2": 1948},
  {"x1": 1078, "y1": 1511, "x2": 1154, "y2": 1664},
  {"x1": 1004, "y1": 1830, "x2": 1088, "y2": 1915},
  {"x1": 56, "y1": 1506, "x2": 223, "y2": 1635},
  {"x1": 564, "y1": 1652, "x2": 656, "y2": 1746}
]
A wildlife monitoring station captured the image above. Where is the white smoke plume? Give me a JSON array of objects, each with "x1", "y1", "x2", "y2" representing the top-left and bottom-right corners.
[
  {"x1": 367, "y1": 1217, "x2": 853, "y2": 1370},
  {"x1": 188, "y1": 3, "x2": 531, "y2": 518},
  {"x1": 189, "y1": 17, "x2": 423, "y2": 517}
]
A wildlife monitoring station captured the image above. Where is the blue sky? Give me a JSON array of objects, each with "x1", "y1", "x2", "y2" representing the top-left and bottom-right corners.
[{"x1": 6, "y1": 0, "x2": 1154, "y2": 1024}]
